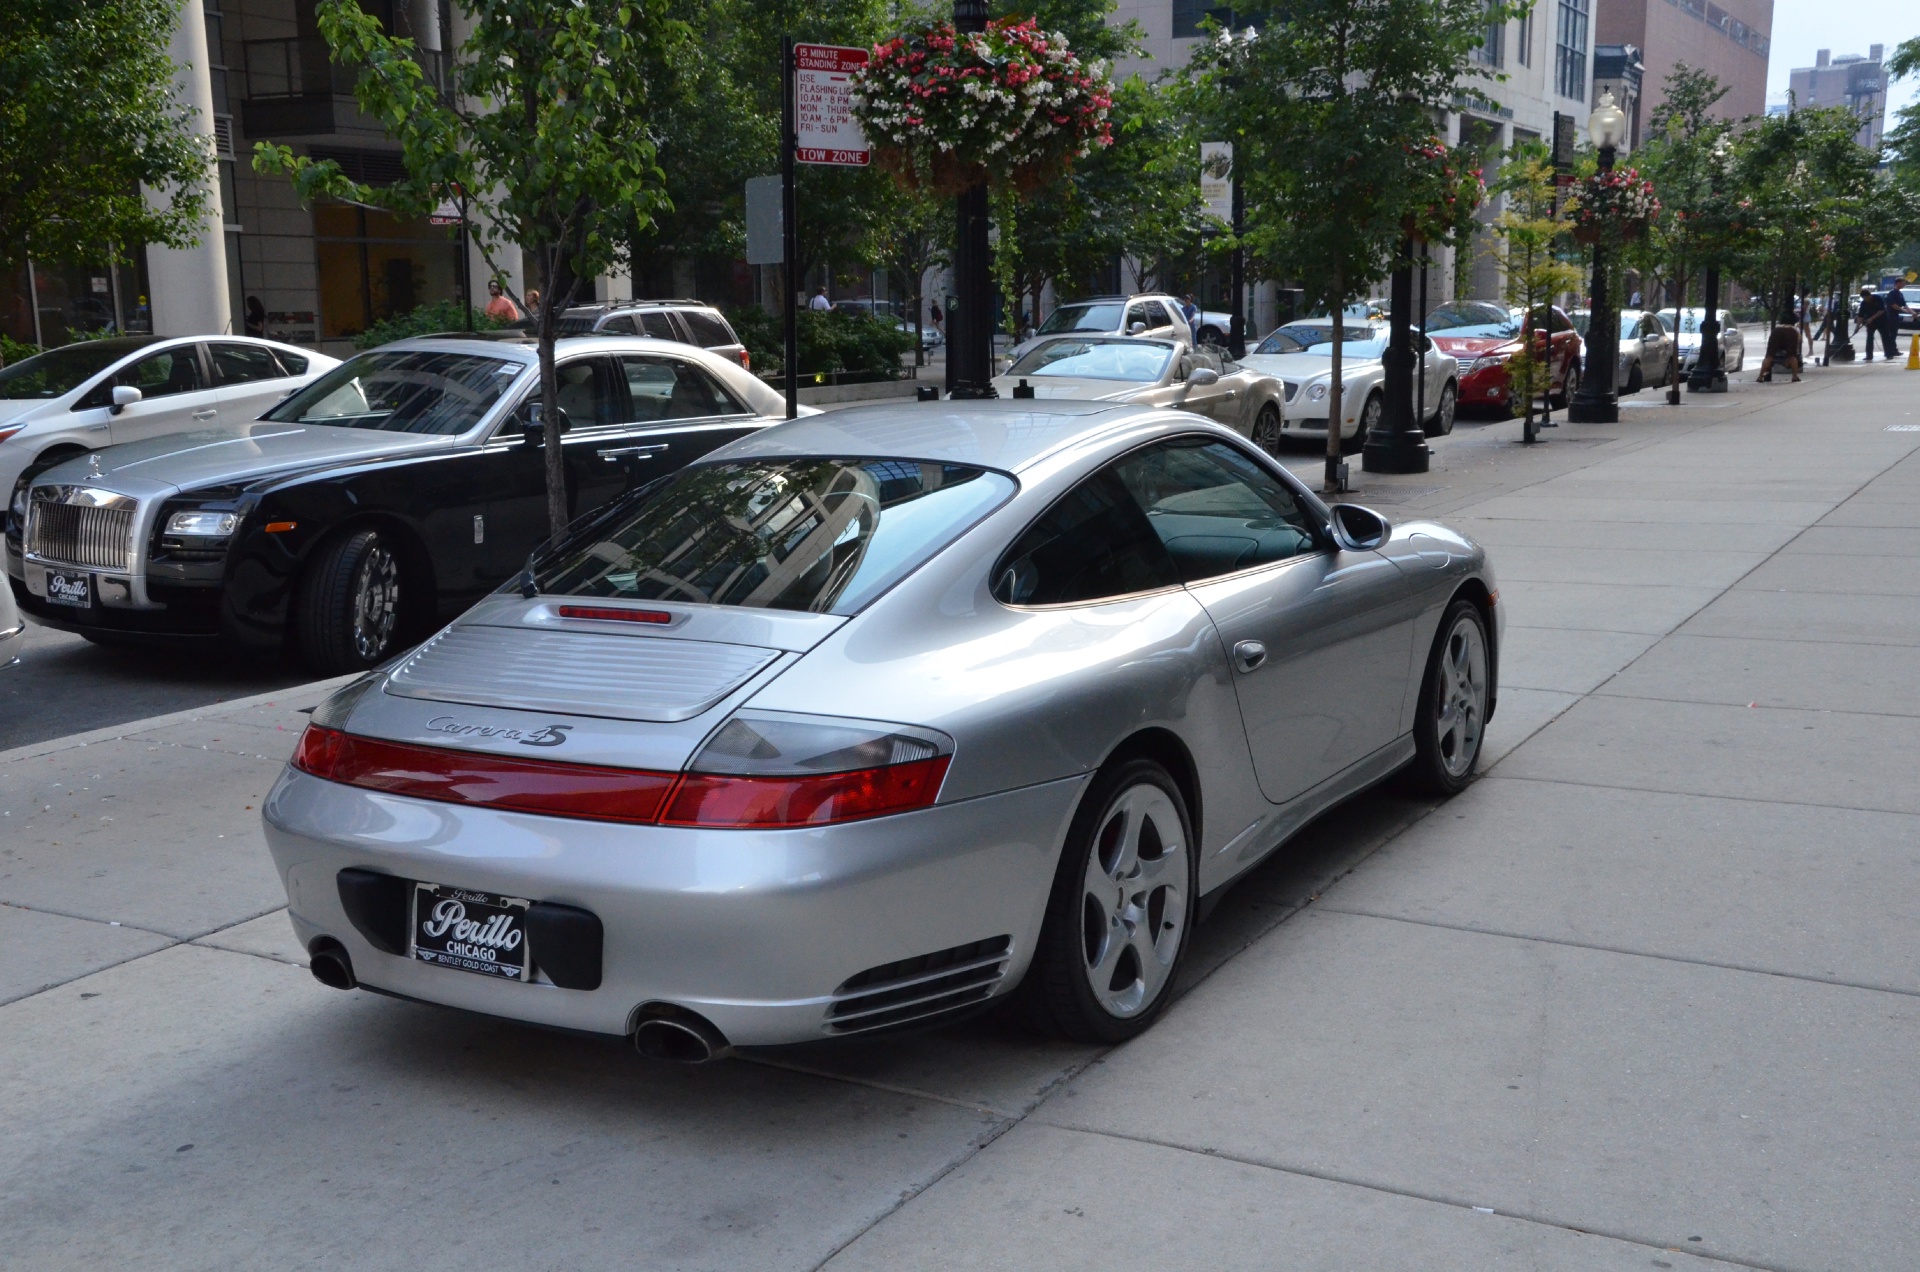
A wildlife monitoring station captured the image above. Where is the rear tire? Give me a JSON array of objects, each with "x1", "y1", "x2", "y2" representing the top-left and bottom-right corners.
[
  {"x1": 1407, "y1": 599, "x2": 1490, "y2": 797},
  {"x1": 1344, "y1": 392, "x2": 1382, "y2": 454},
  {"x1": 1624, "y1": 361, "x2": 1644, "y2": 394},
  {"x1": 1552, "y1": 363, "x2": 1580, "y2": 409},
  {"x1": 1017, "y1": 758, "x2": 1195, "y2": 1044},
  {"x1": 296, "y1": 528, "x2": 406, "y2": 675},
  {"x1": 1429, "y1": 382, "x2": 1456, "y2": 436}
]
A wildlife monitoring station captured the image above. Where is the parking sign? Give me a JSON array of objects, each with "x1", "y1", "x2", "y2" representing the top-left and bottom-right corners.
[{"x1": 794, "y1": 43, "x2": 869, "y2": 166}]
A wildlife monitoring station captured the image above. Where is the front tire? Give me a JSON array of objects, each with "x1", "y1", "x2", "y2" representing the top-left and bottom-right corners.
[
  {"x1": 1018, "y1": 758, "x2": 1195, "y2": 1044},
  {"x1": 1408, "y1": 599, "x2": 1491, "y2": 796},
  {"x1": 1624, "y1": 361, "x2": 1644, "y2": 394},
  {"x1": 296, "y1": 528, "x2": 405, "y2": 675},
  {"x1": 1252, "y1": 402, "x2": 1283, "y2": 454}
]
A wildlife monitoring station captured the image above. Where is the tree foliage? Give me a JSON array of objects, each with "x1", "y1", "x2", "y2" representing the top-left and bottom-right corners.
[
  {"x1": 1491, "y1": 146, "x2": 1581, "y2": 435},
  {"x1": 0, "y1": 0, "x2": 215, "y2": 270}
]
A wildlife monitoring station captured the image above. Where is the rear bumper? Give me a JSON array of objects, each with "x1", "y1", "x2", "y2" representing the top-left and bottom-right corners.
[{"x1": 262, "y1": 767, "x2": 1088, "y2": 1046}]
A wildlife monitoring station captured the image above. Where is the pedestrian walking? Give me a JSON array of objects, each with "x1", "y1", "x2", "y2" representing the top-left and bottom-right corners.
[
  {"x1": 810, "y1": 286, "x2": 833, "y2": 311},
  {"x1": 484, "y1": 279, "x2": 520, "y2": 323},
  {"x1": 1795, "y1": 294, "x2": 1813, "y2": 354},
  {"x1": 1756, "y1": 311, "x2": 1803, "y2": 382},
  {"x1": 1180, "y1": 294, "x2": 1199, "y2": 331},
  {"x1": 244, "y1": 296, "x2": 266, "y2": 338},
  {"x1": 929, "y1": 301, "x2": 944, "y2": 338}
]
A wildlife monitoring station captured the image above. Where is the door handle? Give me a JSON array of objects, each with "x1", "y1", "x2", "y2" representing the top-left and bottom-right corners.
[
  {"x1": 1232, "y1": 639, "x2": 1267, "y2": 673},
  {"x1": 192, "y1": 408, "x2": 217, "y2": 420},
  {"x1": 598, "y1": 443, "x2": 668, "y2": 462}
]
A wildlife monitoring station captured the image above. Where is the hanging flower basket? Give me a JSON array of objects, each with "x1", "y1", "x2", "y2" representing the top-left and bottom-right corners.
[
  {"x1": 1403, "y1": 137, "x2": 1486, "y2": 245},
  {"x1": 849, "y1": 19, "x2": 1114, "y2": 198},
  {"x1": 1566, "y1": 168, "x2": 1659, "y2": 245}
]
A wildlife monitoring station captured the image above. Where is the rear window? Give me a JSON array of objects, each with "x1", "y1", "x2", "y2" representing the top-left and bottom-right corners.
[
  {"x1": 264, "y1": 350, "x2": 521, "y2": 435},
  {"x1": 1037, "y1": 303, "x2": 1124, "y2": 335},
  {"x1": 532, "y1": 458, "x2": 1015, "y2": 615},
  {"x1": 680, "y1": 309, "x2": 736, "y2": 348}
]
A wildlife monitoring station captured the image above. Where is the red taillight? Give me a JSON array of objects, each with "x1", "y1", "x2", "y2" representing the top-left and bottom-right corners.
[
  {"x1": 661, "y1": 756, "x2": 951, "y2": 829},
  {"x1": 737, "y1": 349, "x2": 751, "y2": 369},
  {"x1": 557, "y1": 604, "x2": 672, "y2": 624},
  {"x1": 291, "y1": 725, "x2": 676, "y2": 824}
]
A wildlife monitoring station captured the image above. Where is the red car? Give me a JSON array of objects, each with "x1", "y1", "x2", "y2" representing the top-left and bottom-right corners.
[{"x1": 1426, "y1": 302, "x2": 1584, "y2": 413}]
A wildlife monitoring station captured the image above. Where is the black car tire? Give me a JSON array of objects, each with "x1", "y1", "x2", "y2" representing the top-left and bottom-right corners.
[
  {"x1": 1345, "y1": 392, "x2": 1382, "y2": 454},
  {"x1": 297, "y1": 528, "x2": 406, "y2": 675},
  {"x1": 1552, "y1": 363, "x2": 1580, "y2": 409},
  {"x1": 1408, "y1": 598, "x2": 1491, "y2": 797},
  {"x1": 1018, "y1": 757, "x2": 1195, "y2": 1044},
  {"x1": 1252, "y1": 402, "x2": 1283, "y2": 454},
  {"x1": 1429, "y1": 382, "x2": 1457, "y2": 435},
  {"x1": 1624, "y1": 361, "x2": 1644, "y2": 394}
]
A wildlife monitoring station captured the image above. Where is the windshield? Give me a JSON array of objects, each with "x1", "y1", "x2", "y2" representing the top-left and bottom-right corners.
[
  {"x1": 1255, "y1": 325, "x2": 1389, "y2": 357},
  {"x1": 532, "y1": 459, "x2": 1016, "y2": 615},
  {"x1": 1037, "y1": 303, "x2": 1125, "y2": 335},
  {"x1": 1424, "y1": 303, "x2": 1515, "y2": 336},
  {"x1": 264, "y1": 350, "x2": 521, "y2": 434},
  {"x1": 0, "y1": 342, "x2": 134, "y2": 400},
  {"x1": 1007, "y1": 338, "x2": 1173, "y2": 382}
]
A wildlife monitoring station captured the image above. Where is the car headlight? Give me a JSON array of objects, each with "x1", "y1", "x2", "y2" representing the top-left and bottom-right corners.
[
  {"x1": 165, "y1": 510, "x2": 240, "y2": 538},
  {"x1": 1467, "y1": 356, "x2": 1506, "y2": 373},
  {"x1": 1308, "y1": 383, "x2": 1328, "y2": 401}
]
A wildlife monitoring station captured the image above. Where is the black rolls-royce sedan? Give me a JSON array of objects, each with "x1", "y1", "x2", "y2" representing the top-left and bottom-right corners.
[{"x1": 5, "y1": 334, "x2": 799, "y2": 672}]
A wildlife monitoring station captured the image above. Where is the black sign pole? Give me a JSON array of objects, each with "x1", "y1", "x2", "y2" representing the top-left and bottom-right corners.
[{"x1": 781, "y1": 35, "x2": 799, "y2": 419}]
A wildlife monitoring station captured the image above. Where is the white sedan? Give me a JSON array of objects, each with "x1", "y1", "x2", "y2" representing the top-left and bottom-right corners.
[
  {"x1": 0, "y1": 335, "x2": 338, "y2": 496},
  {"x1": 1241, "y1": 322, "x2": 1459, "y2": 451},
  {"x1": 992, "y1": 337, "x2": 1286, "y2": 441}
]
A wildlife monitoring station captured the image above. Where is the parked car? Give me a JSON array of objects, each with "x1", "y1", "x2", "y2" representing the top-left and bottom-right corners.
[
  {"x1": 264, "y1": 399, "x2": 1501, "y2": 1054},
  {"x1": 7, "y1": 335, "x2": 794, "y2": 672},
  {"x1": 1571, "y1": 309, "x2": 1676, "y2": 393},
  {"x1": 1427, "y1": 303, "x2": 1584, "y2": 414},
  {"x1": 1012, "y1": 294, "x2": 1194, "y2": 363},
  {"x1": 0, "y1": 557, "x2": 19, "y2": 667},
  {"x1": 992, "y1": 337, "x2": 1285, "y2": 444},
  {"x1": 551, "y1": 300, "x2": 751, "y2": 369},
  {"x1": 1670, "y1": 308, "x2": 1747, "y2": 374},
  {"x1": 0, "y1": 335, "x2": 338, "y2": 499},
  {"x1": 1187, "y1": 306, "x2": 1238, "y2": 348},
  {"x1": 1241, "y1": 321, "x2": 1459, "y2": 451}
]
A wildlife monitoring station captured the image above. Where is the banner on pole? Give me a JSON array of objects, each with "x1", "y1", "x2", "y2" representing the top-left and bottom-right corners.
[
  {"x1": 1201, "y1": 142, "x2": 1234, "y2": 227},
  {"x1": 794, "y1": 43, "x2": 870, "y2": 166}
]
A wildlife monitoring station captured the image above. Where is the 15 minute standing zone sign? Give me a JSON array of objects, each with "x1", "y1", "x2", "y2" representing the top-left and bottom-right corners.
[{"x1": 794, "y1": 43, "x2": 870, "y2": 166}]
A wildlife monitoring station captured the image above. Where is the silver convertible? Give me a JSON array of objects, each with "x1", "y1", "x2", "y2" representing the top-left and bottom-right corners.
[{"x1": 264, "y1": 402, "x2": 1501, "y2": 1058}]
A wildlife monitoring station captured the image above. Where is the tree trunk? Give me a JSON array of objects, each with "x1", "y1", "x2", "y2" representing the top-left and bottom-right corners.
[{"x1": 540, "y1": 238, "x2": 587, "y2": 541}]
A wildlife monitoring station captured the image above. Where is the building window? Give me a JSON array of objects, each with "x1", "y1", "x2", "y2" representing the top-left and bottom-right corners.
[
  {"x1": 1556, "y1": 0, "x2": 1589, "y2": 101},
  {"x1": 1172, "y1": 0, "x2": 1250, "y2": 38},
  {"x1": 1516, "y1": 10, "x2": 1532, "y2": 66},
  {"x1": 1471, "y1": 0, "x2": 1504, "y2": 67},
  {"x1": 313, "y1": 204, "x2": 462, "y2": 340}
]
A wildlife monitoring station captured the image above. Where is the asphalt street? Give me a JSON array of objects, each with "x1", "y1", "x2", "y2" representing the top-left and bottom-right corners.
[{"x1": 4, "y1": 349, "x2": 1919, "y2": 1270}]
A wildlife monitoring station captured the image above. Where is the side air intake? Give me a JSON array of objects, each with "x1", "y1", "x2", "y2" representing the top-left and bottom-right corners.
[{"x1": 825, "y1": 936, "x2": 1012, "y2": 1035}]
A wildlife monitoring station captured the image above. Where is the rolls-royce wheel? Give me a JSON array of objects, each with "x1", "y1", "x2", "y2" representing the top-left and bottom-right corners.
[
  {"x1": 1408, "y1": 598, "x2": 1490, "y2": 797},
  {"x1": 1252, "y1": 402, "x2": 1284, "y2": 454},
  {"x1": 297, "y1": 528, "x2": 405, "y2": 674},
  {"x1": 1429, "y1": 382, "x2": 1457, "y2": 435},
  {"x1": 1019, "y1": 757, "x2": 1194, "y2": 1043},
  {"x1": 1345, "y1": 392, "x2": 1382, "y2": 454}
]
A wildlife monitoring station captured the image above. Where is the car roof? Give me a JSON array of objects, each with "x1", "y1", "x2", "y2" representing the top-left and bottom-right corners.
[
  {"x1": 372, "y1": 334, "x2": 709, "y2": 362},
  {"x1": 706, "y1": 399, "x2": 1154, "y2": 473}
]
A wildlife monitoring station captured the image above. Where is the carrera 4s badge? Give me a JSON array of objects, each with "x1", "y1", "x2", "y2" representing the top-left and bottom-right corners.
[{"x1": 426, "y1": 716, "x2": 574, "y2": 747}]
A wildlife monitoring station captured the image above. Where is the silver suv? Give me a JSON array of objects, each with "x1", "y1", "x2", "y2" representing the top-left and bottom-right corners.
[{"x1": 554, "y1": 300, "x2": 751, "y2": 370}]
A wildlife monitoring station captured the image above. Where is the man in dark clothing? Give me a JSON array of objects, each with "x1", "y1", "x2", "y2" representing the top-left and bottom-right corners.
[
  {"x1": 1757, "y1": 312, "x2": 1803, "y2": 382},
  {"x1": 1858, "y1": 286, "x2": 1897, "y2": 360}
]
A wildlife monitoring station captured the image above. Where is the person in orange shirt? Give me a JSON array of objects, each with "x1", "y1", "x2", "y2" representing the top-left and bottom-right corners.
[{"x1": 484, "y1": 279, "x2": 520, "y2": 322}]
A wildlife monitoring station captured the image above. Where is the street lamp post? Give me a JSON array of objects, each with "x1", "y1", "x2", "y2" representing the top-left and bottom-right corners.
[
  {"x1": 947, "y1": 0, "x2": 997, "y2": 400},
  {"x1": 1568, "y1": 90, "x2": 1628, "y2": 424},
  {"x1": 1362, "y1": 235, "x2": 1430, "y2": 472},
  {"x1": 1688, "y1": 137, "x2": 1729, "y2": 393}
]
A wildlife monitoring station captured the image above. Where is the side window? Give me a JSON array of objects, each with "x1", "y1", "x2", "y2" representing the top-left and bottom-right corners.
[
  {"x1": 1143, "y1": 301, "x2": 1173, "y2": 328},
  {"x1": 601, "y1": 314, "x2": 639, "y2": 335},
  {"x1": 518, "y1": 357, "x2": 615, "y2": 430},
  {"x1": 98, "y1": 346, "x2": 205, "y2": 402},
  {"x1": 276, "y1": 350, "x2": 310, "y2": 375},
  {"x1": 1124, "y1": 304, "x2": 1148, "y2": 332},
  {"x1": 1550, "y1": 308, "x2": 1573, "y2": 333},
  {"x1": 638, "y1": 311, "x2": 680, "y2": 341},
  {"x1": 1110, "y1": 439, "x2": 1319, "y2": 583},
  {"x1": 209, "y1": 342, "x2": 285, "y2": 385},
  {"x1": 618, "y1": 355, "x2": 745, "y2": 422},
  {"x1": 992, "y1": 468, "x2": 1180, "y2": 606},
  {"x1": 680, "y1": 309, "x2": 736, "y2": 348}
]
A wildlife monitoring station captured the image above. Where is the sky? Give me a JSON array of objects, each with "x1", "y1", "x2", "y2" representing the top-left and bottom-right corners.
[{"x1": 1765, "y1": 0, "x2": 1920, "y2": 121}]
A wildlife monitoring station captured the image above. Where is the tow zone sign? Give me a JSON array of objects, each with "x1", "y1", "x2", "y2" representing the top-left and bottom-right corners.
[{"x1": 794, "y1": 43, "x2": 869, "y2": 166}]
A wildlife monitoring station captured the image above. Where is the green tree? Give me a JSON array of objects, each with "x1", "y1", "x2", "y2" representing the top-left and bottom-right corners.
[
  {"x1": 255, "y1": 0, "x2": 685, "y2": 538},
  {"x1": 1491, "y1": 146, "x2": 1582, "y2": 440},
  {"x1": 0, "y1": 0, "x2": 214, "y2": 280},
  {"x1": 1182, "y1": 0, "x2": 1515, "y2": 488}
]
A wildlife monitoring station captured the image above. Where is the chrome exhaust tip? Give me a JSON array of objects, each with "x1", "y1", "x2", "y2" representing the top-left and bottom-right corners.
[
  {"x1": 631, "y1": 1005, "x2": 732, "y2": 1064},
  {"x1": 308, "y1": 939, "x2": 356, "y2": 990}
]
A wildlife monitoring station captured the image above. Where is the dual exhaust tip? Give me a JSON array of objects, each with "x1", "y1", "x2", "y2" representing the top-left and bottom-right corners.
[{"x1": 307, "y1": 938, "x2": 731, "y2": 1065}]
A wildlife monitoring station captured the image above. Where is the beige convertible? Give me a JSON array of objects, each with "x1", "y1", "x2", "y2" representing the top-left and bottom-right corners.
[{"x1": 992, "y1": 337, "x2": 1285, "y2": 443}]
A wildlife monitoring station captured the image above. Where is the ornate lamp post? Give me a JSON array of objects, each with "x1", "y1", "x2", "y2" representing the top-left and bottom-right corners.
[
  {"x1": 946, "y1": 0, "x2": 997, "y2": 400},
  {"x1": 1362, "y1": 235, "x2": 1429, "y2": 472},
  {"x1": 1569, "y1": 90, "x2": 1628, "y2": 424},
  {"x1": 1688, "y1": 136, "x2": 1730, "y2": 393}
]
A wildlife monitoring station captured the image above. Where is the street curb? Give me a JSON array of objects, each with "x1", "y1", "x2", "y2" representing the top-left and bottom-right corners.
[{"x1": 0, "y1": 673, "x2": 357, "y2": 767}]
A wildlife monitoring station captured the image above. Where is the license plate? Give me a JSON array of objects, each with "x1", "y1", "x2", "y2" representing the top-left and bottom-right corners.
[
  {"x1": 410, "y1": 883, "x2": 531, "y2": 981},
  {"x1": 45, "y1": 570, "x2": 92, "y2": 608}
]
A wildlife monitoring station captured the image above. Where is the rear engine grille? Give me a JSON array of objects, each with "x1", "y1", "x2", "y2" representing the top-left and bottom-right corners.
[
  {"x1": 28, "y1": 503, "x2": 134, "y2": 570},
  {"x1": 826, "y1": 936, "x2": 1012, "y2": 1035}
]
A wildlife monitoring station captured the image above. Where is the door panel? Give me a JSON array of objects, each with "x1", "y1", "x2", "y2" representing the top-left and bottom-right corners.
[{"x1": 105, "y1": 344, "x2": 221, "y2": 445}]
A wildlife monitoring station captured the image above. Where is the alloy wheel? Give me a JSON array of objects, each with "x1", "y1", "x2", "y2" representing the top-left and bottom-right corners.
[
  {"x1": 1434, "y1": 611, "x2": 1488, "y2": 778},
  {"x1": 1252, "y1": 403, "x2": 1283, "y2": 453},
  {"x1": 1079, "y1": 783, "x2": 1189, "y2": 1019},
  {"x1": 351, "y1": 543, "x2": 400, "y2": 662},
  {"x1": 1433, "y1": 383, "x2": 1456, "y2": 435}
]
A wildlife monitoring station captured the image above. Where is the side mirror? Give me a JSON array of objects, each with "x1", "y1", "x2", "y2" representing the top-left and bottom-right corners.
[
  {"x1": 1188, "y1": 367, "x2": 1220, "y2": 387},
  {"x1": 522, "y1": 403, "x2": 570, "y2": 444},
  {"x1": 1329, "y1": 503, "x2": 1391, "y2": 551},
  {"x1": 110, "y1": 385, "x2": 142, "y2": 415},
  {"x1": 1128, "y1": 321, "x2": 1148, "y2": 336}
]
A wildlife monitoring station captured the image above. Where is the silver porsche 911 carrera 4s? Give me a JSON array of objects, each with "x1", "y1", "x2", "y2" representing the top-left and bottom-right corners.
[{"x1": 263, "y1": 400, "x2": 1501, "y2": 1058}]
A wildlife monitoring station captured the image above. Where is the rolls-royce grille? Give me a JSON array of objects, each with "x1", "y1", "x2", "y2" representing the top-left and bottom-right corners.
[
  {"x1": 826, "y1": 936, "x2": 1012, "y2": 1035},
  {"x1": 28, "y1": 503, "x2": 134, "y2": 570}
]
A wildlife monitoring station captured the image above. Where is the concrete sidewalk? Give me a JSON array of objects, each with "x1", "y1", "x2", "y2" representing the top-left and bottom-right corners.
[{"x1": 4, "y1": 360, "x2": 1918, "y2": 1270}]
